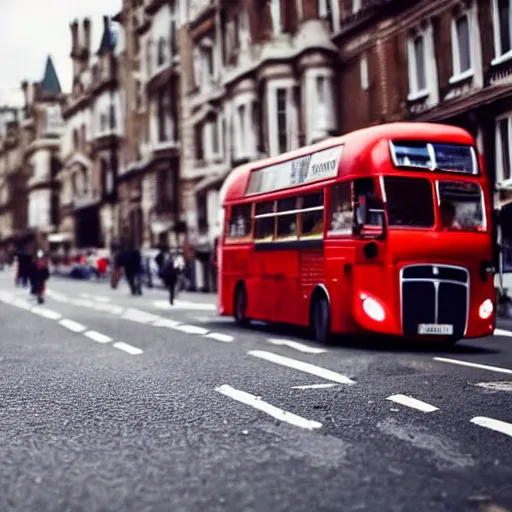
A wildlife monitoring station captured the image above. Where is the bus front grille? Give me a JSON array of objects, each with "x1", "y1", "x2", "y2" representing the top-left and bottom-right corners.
[{"x1": 400, "y1": 264, "x2": 469, "y2": 338}]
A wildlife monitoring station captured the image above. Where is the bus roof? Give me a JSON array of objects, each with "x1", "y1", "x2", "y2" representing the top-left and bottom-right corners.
[{"x1": 222, "y1": 122, "x2": 475, "y2": 203}]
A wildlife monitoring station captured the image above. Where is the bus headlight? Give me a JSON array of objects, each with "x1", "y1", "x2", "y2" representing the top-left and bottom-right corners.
[
  {"x1": 478, "y1": 299, "x2": 493, "y2": 320},
  {"x1": 361, "y1": 295, "x2": 385, "y2": 322}
]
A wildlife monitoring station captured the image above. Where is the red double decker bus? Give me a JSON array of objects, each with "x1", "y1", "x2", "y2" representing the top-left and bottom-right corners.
[{"x1": 218, "y1": 122, "x2": 495, "y2": 344}]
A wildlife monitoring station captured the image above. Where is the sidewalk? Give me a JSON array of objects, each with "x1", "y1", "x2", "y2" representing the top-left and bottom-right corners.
[{"x1": 50, "y1": 274, "x2": 218, "y2": 304}]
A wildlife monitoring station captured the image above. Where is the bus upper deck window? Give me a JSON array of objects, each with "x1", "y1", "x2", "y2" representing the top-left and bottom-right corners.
[{"x1": 437, "y1": 181, "x2": 485, "y2": 231}]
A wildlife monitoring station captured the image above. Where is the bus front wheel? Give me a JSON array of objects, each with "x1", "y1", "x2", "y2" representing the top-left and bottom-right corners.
[
  {"x1": 311, "y1": 296, "x2": 331, "y2": 344},
  {"x1": 234, "y1": 283, "x2": 248, "y2": 325}
]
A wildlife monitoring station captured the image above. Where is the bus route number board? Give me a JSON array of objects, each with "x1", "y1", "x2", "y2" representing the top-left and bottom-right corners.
[{"x1": 418, "y1": 324, "x2": 453, "y2": 335}]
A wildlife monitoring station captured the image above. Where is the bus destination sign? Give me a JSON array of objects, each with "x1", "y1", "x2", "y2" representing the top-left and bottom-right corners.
[{"x1": 246, "y1": 145, "x2": 344, "y2": 195}]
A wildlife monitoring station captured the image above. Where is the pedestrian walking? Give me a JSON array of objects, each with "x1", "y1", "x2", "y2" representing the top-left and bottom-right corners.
[
  {"x1": 160, "y1": 252, "x2": 181, "y2": 305},
  {"x1": 30, "y1": 250, "x2": 50, "y2": 304}
]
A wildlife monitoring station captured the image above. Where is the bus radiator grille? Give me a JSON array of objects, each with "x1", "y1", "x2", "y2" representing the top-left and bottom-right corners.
[{"x1": 401, "y1": 265, "x2": 468, "y2": 338}]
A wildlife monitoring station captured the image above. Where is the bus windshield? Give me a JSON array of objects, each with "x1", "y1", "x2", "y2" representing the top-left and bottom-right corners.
[{"x1": 384, "y1": 176, "x2": 485, "y2": 231}]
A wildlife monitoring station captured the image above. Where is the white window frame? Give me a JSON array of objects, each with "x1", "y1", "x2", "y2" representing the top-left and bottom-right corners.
[
  {"x1": 304, "y1": 68, "x2": 336, "y2": 145},
  {"x1": 318, "y1": 0, "x2": 340, "y2": 32},
  {"x1": 360, "y1": 53, "x2": 369, "y2": 90},
  {"x1": 270, "y1": 0, "x2": 282, "y2": 36},
  {"x1": 450, "y1": 10, "x2": 474, "y2": 84},
  {"x1": 407, "y1": 23, "x2": 438, "y2": 103},
  {"x1": 266, "y1": 78, "x2": 299, "y2": 157},
  {"x1": 352, "y1": 0, "x2": 362, "y2": 13},
  {"x1": 407, "y1": 32, "x2": 429, "y2": 100},
  {"x1": 495, "y1": 112, "x2": 512, "y2": 186},
  {"x1": 492, "y1": 0, "x2": 512, "y2": 65}
]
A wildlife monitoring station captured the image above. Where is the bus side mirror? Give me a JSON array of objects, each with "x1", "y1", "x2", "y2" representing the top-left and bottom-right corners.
[{"x1": 353, "y1": 195, "x2": 386, "y2": 240}]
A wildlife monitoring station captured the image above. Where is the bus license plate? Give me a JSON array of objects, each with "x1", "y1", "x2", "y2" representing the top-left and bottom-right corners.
[{"x1": 418, "y1": 324, "x2": 453, "y2": 335}]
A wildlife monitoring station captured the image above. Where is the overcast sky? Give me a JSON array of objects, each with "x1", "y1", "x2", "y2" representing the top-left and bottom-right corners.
[{"x1": 0, "y1": 0, "x2": 121, "y2": 105}]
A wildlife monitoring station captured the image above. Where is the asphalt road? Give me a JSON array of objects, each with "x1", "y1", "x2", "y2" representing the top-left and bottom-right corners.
[{"x1": 0, "y1": 270, "x2": 511, "y2": 512}]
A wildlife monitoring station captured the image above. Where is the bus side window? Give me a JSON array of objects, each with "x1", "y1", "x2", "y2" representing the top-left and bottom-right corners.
[
  {"x1": 354, "y1": 178, "x2": 380, "y2": 226},
  {"x1": 301, "y1": 191, "x2": 324, "y2": 239},
  {"x1": 255, "y1": 201, "x2": 275, "y2": 242},
  {"x1": 227, "y1": 204, "x2": 252, "y2": 239},
  {"x1": 329, "y1": 182, "x2": 352, "y2": 234},
  {"x1": 276, "y1": 197, "x2": 298, "y2": 240}
]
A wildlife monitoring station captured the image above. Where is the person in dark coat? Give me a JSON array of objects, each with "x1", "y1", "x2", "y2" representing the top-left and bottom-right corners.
[
  {"x1": 160, "y1": 252, "x2": 179, "y2": 305},
  {"x1": 15, "y1": 247, "x2": 32, "y2": 287},
  {"x1": 119, "y1": 245, "x2": 143, "y2": 296},
  {"x1": 30, "y1": 250, "x2": 50, "y2": 304}
]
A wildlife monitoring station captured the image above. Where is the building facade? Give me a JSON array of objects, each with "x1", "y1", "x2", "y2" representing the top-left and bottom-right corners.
[
  {"x1": 21, "y1": 56, "x2": 66, "y2": 252},
  {"x1": 60, "y1": 16, "x2": 123, "y2": 251},
  {"x1": 0, "y1": 111, "x2": 27, "y2": 260},
  {"x1": 114, "y1": 0, "x2": 181, "y2": 251},
  {"x1": 180, "y1": 0, "x2": 341, "y2": 290},
  {"x1": 322, "y1": 0, "x2": 512, "y2": 268}
]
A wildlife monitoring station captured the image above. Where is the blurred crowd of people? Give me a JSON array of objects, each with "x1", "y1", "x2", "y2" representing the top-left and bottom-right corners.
[
  {"x1": 12, "y1": 247, "x2": 50, "y2": 303},
  {"x1": 4, "y1": 242, "x2": 193, "y2": 306}
]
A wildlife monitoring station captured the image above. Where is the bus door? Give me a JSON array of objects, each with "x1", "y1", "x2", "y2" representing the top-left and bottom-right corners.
[{"x1": 325, "y1": 178, "x2": 387, "y2": 331}]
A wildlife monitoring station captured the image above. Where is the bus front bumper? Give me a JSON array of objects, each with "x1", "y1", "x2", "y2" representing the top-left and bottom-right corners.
[{"x1": 352, "y1": 291, "x2": 495, "y2": 339}]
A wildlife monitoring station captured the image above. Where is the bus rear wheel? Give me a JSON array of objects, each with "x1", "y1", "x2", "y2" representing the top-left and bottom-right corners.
[
  {"x1": 312, "y1": 296, "x2": 331, "y2": 344},
  {"x1": 234, "y1": 284, "x2": 248, "y2": 325}
]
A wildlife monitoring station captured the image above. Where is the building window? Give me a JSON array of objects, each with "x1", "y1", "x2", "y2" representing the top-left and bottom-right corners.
[
  {"x1": 146, "y1": 40, "x2": 152, "y2": 75},
  {"x1": 170, "y1": 0, "x2": 178, "y2": 57},
  {"x1": 408, "y1": 33, "x2": 427, "y2": 97},
  {"x1": 109, "y1": 104, "x2": 116, "y2": 130},
  {"x1": 497, "y1": 116, "x2": 512, "y2": 183},
  {"x1": 270, "y1": 0, "x2": 282, "y2": 35},
  {"x1": 318, "y1": 0, "x2": 333, "y2": 31},
  {"x1": 157, "y1": 37, "x2": 166, "y2": 66},
  {"x1": 316, "y1": 76, "x2": 326, "y2": 104},
  {"x1": 203, "y1": 43, "x2": 214, "y2": 82},
  {"x1": 212, "y1": 117, "x2": 219, "y2": 155},
  {"x1": 276, "y1": 88, "x2": 287, "y2": 154},
  {"x1": 158, "y1": 91, "x2": 167, "y2": 142},
  {"x1": 73, "y1": 129, "x2": 79, "y2": 149},
  {"x1": 360, "y1": 54, "x2": 369, "y2": 90},
  {"x1": 195, "y1": 124, "x2": 204, "y2": 161},
  {"x1": 451, "y1": 12, "x2": 472, "y2": 80},
  {"x1": 492, "y1": 0, "x2": 512, "y2": 61}
]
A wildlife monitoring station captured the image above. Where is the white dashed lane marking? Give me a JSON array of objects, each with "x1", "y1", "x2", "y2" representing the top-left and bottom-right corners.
[
  {"x1": 386, "y1": 394, "x2": 439, "y2": 413},
  {"x1": 248, "y1": 350, "x2": 355, "y2": 385},
  {"x1": 494, "y1": 328, "x2": 512, "y2": 337},
  {"x1": 471, "y1": 417, "x2": 512, "y2": 438},
  {"x1": 266, "y1": 337, "x2": 327, "y2": 354},
  {"x1": 59, "y1": 318, "x2": 87, "y2": 333},
  {"x1": 113, "y1": 341, "x2": 143, "y2": 355},
  {"x1": 216, "y1": 385, "x2": 322, "y2": 430},
  {"x1": 205, "y1": 332, "x2": 234, "y2": 343},
  {"x1": 31, "y1": 306, "x2": 62, "y2": 320},
  {"x1": 292, "y1": 384, "x2": 337, "y2": 390},
  {"x1": 434, "y1": 357, "x2": 512, "y2": 375},
  {"x1": 175, "y1": 324, "x2": 209, "y2": 335},
  {"x1": 84, "y1": 330, "x2": 112, "y2": 344}
]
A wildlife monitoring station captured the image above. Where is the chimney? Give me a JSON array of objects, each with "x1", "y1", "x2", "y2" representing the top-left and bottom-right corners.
[
  {"x1": 83, "y1": 18, "x2": 91, "y2": 55},
  {"x1": 70, "y1": 19, "x2": 79, "y2": 52}
]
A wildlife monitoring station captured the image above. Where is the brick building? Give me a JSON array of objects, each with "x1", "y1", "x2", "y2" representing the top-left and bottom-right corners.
[
  {"x1": 181, "y1": 0, "x2": 341, "y2": 290},
  {"x1": 60, "y1": 16, "x2": 123, "y2": 251},
  {"x1": 0, "y1": 109, "x2": 27, "y2": 259},
  {"x1": 114, "y1": 0, "x2": 182, "y2": 250},
  {"x1": 326, "y1": 0, "x2": 512, "y2": 266}
]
